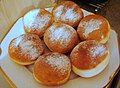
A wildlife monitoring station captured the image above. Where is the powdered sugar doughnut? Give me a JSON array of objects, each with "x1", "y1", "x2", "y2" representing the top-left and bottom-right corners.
[
  {"x1": 77, "y1": 15, "x2": 110, "y2": 44},
  {"x1": 33, "y1": 52, "x2": 71, "y2": 86},
  {"x1": 8, "y1": 34, "x2": 44, "y2": 65},
  {"x1": 44, "y1": 22, "x2": 78, "y2": 53},
  {"x1": 23, "y1": 8, "x2": 53, "y2": 37},
  {"x1": 70, "y1": 40, "x2": 110, "y2": 77},
  {"x1": 52, "y1": 1, "x2": 83, "y2": 27}
]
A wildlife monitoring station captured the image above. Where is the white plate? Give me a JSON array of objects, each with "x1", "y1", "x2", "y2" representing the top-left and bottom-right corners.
[{"x1": 0, "y1": 10, "x2": 119, "y2": 88}]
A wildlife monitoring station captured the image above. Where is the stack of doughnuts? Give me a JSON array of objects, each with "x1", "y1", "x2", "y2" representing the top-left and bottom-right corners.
[{"x1": 8, "y1": 1, "x2": 110, "y2": 86}]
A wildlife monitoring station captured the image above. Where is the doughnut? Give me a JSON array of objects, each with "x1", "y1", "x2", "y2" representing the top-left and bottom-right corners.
[
  {"x1": 77, "y1": 15, "x2": 110, "y2": 44},
  {"x1": 23, "y1": 8, "x2": 53, "y2": 37},
  {"x1": 33, "y1": 52, "x2": 71, "y2": 86},
  {"x1": 70, "y1": 40, "x2": 109, "y2": 77},
  {"x1": 8, "y1": 34, "x2": 44, "y2": 65},
  {"x1": 52, "y1": 1, "x2": 84, "y2": 27},
  {"x1": 44, "y1": 22, "x2": 78, "y2": 53}
]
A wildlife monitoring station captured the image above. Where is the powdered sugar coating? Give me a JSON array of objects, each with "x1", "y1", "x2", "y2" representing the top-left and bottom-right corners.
[
  {"x1": 31, "y1": 15, "x2": 50, "y2": 30},
  {"x1": 70, "y1": 40, "x2": 108, "y2": 70},
  {"x1": 53, "y1": 1, "x2": 83, "y2": 27},
  {"x1": 89, "y1": 45, "x2": 106, "y2": 57},
  {"x1": 48, "y1": 23, "x2": 76, "y2": 47},
  {"x1": 42, "y1": 53, "x2": 71, "y2": 75},
  {"x1": 63, "y1": 8, "x2": 80, "y2": 22},
  {"x1": 11, "y1": 34, "x2": 43, "y2": 60},
  {"x1": 19, "y1": 41, "x2": 39, "y2": 60},
  {"x1": 79, "y1": 40, "x2": 107, "y2": 58},
  {"x1": 23, "y1": 9, "x2": 51, "y2": 30},
  {"x1": 79, "y1": 19, "x2": 102, "y2": 36},
  {"x1": 23, "y1": 9, "x2": 39, "y2": 29},
  {"x1": 53, "y1": 5, "x2": 64, "y2": 20},
  {"x1": 53, "y1": 5, "x2": 81, "y2": 22}
]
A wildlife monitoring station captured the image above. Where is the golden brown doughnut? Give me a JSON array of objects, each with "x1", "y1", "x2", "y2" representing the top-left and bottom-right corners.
[
  {"x1": 77, "y1": 15, "x2": 110, "y2": 44},
  {"x1": 52, "y1": 1, "x2": 84, "y2": 27},
  {"x1": 33, "y1": 52, "x2": 71, "y2": 86},
  {"x1": 70, "y1": 40, "x2": 109, "y2": 77},
  {"x1": 44, "y1": 22, "x2": 78, "y2": 53},
  {"x1": 8, "y1": 34, "x2": 44, "y2": 65},
  {"x1": 23, "y1": 8, "x2": 53, "y2": 37}
]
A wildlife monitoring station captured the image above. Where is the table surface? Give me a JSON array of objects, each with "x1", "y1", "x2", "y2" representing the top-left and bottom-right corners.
[{"x1": 0, "y1": 70, "x2": 12, "y2": 88}]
